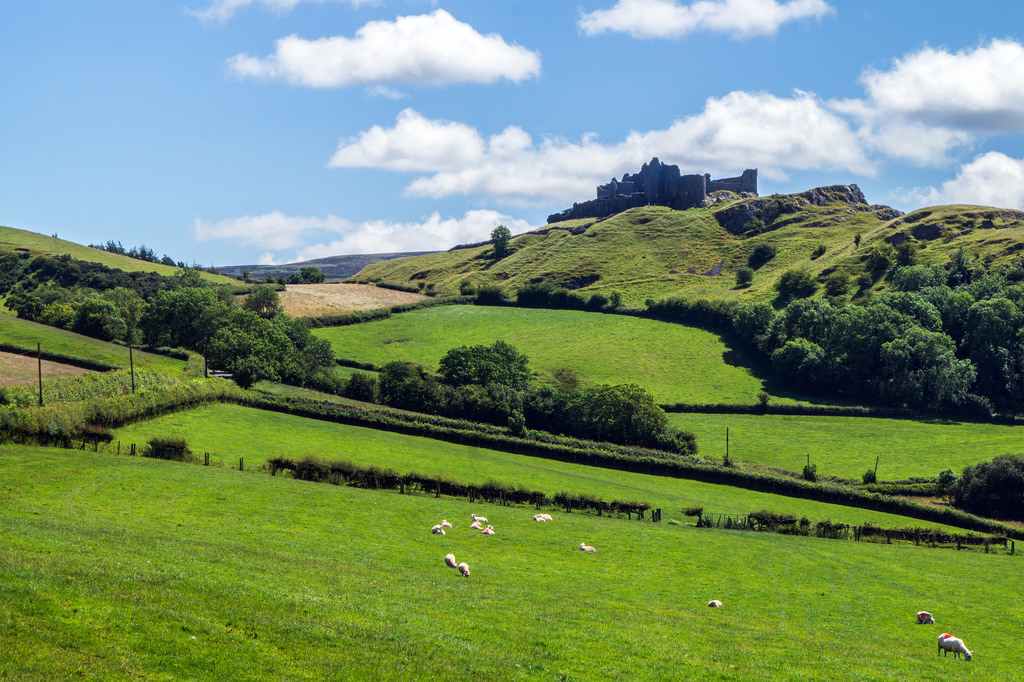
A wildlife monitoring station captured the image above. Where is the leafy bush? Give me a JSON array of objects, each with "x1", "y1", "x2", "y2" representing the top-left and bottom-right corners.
[
  {"x1": 951, "y1": 454, "x2": 1024, "y2": 521},
  {"x1": 735, "y1": 266, "x2": 754, "y2": 288},
  {"x1": 802, "y1": 462, "x2": 817, "y2": 482},
  {"x1": 143, "y1": 436, "x2": 193, "y2": 462},
  {"x1": 862, "y1": 468, "x2": 877, "y2": 485},
  {"x1": 747, "y1": 243, "x2": 777, "y2": 269},
  {"x1": 774, "y1": 269, "x2": 818, "y2": 302},
  {"x1": 342, "y1": 372, "x2": 378, "y2": 403},
  {"x1": 811, "y1": 244, "x2": 827, "y2": 259}
]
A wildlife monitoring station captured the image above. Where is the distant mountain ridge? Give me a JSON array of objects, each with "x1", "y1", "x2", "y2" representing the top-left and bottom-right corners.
[{"x1": 215, "y1": 251, "x2": 437, "y2": 281}]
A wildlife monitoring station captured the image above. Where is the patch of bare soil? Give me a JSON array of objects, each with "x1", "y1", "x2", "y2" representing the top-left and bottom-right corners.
[
  {"x1": 0, "y1": 351, "x2": 91, "y2": 385},
  {"x1": 278, "y1": 283, "x2": 427, "y2": 318}
]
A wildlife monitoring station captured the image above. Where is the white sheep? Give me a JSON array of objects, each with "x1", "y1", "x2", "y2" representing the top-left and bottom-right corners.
[
  {"x1": 579, "y1": 542, "x2": 596, "y2": 552},
  {"x1": 541, "y1": 514, "x2": 553, "y2": 521},
  {"x1": 444, "y1": 553, "x2": 457, "y2": 568},
  {"x1": 471, "y1": 514, "x2": 487, "y2": 524},
  {"x1": 430, "y1": 524, "x2": 445, "y2": 535},
  {"x1": 533, "y1": 513, "x2": 553, "y2": 522},
  {"x1": 457, "y1": 562, "x2": 470, "y2": 577},
  {"x1": 469, "y1": 521, "x2": 483, "y2": 530},
  {"x1": 938, "y1": 634, "x2": 972, "y2": 661},
  {"x1": 482, "y1": 525, "x2": 495, "y2": 535},
  {"x1": 440, "y1": 520, "x2": 453, "y2": 528},
  {"x1": 708, "y1": 600, "x2": 723, "y2": 608},
  {"x1": 916, "y1": 611, "x2": 935, "y2": 625}
]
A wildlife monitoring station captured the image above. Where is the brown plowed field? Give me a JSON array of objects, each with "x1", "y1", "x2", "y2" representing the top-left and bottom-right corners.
[
  {"x1": 0, "y1": 351, "x2": 91, "y2": 385},
  {"x1": 277, "y1": 283, "x2": 427, "y2": 318}
]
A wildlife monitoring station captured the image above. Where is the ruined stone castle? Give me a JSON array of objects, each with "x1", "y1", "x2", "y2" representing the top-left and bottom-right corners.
[{"x1": 547, "y1": 157, "x2": 757, "y2": 224}]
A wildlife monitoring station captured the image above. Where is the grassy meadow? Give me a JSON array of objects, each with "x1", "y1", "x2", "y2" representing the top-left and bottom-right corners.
[
  {"x1": 673, "y1": 412, "x2": 1024, "y2": 481},
  {"x1": 2, "y1": 445, "x2": 1019, "y2": 680},
  {"x1": 312, "y1": 305, "x2": 774, "y2": 405},
  {"x1": 114, "y1": 402, "x2": 969, "y2": 530},
  {"x1": 0, "y1": 315, "x2": 188, "y2": 374}
]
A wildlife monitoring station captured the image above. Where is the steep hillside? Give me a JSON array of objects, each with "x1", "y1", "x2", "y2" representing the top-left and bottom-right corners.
[
  {"x1": 0, "y1": 225, "x2": 232, "y2": 284},
  {"x1": 349, "y1": 187, "x2": 1024, "y2": 305},
  {"x1": 215, "y1": 251, "x2": 436, "y2": 281}
]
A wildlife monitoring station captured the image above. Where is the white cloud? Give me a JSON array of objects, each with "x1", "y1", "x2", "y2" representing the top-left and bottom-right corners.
[
  {"x1": 578, "y1": 0, "x2": 834, "y2": 39},
  {"x1": 193, "y1": 209, "x2": 534, "y2": 259},
  {"x1": 330, "y1": 92, "x2": 872, "y2": 203},
  {"x1": 188, "y1": 0, "x2": 373, "y2": 23},
  {"x1": 894, "y1": 152, "x2": 1024, "y2": 210},
  {"x1": 227, "y1": 10, "x2": 541, "y2": 88},
  {"x1": 861, "y1": 39, "x2": 1024, "y2": 132},
  {"x1": 329, "y1": 108, "x2": 486, "y2": 172}
]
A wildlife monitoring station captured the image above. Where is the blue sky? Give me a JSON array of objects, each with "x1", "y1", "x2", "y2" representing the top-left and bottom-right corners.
[{"x1": 4, "y1": 1, "x2": 1024, "y2": 267}]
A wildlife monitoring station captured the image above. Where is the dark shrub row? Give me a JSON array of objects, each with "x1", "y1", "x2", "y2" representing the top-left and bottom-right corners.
[{"x1": 266, "y1": 455, "x2": 651, "y2": 517}]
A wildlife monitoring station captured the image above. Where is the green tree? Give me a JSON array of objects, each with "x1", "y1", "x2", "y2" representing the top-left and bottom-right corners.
[
  {"x1": 491, "y1": 225, "x2": 512, "y2": 259},
  {"x1": 72, "y1": 298, "x2": 127, "y2": 341},
  {"x1": 140, "y1": 286, "x2": 233, "y2": 349},
  {"x1": 774, "y1": 269, "x2": 817, "y2": 303},
  {"x1": 242, "y1": 286, "x2": 283, "y2": 319},
  {"x1": 735, "y1": 266, "x2": 754, "y2": 288},
  {"x1": 207, "y1": 310, "x2": 290, "y2": 388},
  {"x1": 438, "y1": 340, "x2": 530, "y2": 390},
  {"x1": 102, "y1": 287, "x2": 145, "y2": 344},
  {"x1": 299, "y1": 266, "x2": 325, "y2": 283},
  {"x1": 824, "y1": 271, "x2": 848, "y2": 297}
]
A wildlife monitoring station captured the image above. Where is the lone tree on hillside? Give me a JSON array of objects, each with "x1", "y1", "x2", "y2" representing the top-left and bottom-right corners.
[{"x1": 491, "y1": 225, "x2": 512, "y2": 259}]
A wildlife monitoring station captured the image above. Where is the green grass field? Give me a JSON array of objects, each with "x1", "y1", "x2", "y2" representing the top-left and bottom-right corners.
[
  {"x1": 2, "y1": 444, "x2": 1018, "y2": 680},
  {"x1": 0, "y1": 315, "x2": 188, "y2": 374},
  {"x1": 672, "y1": 412, "x2": 1024, "y2": 481},
  {"x1": 312, "y1": 305, "x2": 774, "y2": 405},
  {"x1": 114, "y1": 402, "x2": 970, "y2": 530}
]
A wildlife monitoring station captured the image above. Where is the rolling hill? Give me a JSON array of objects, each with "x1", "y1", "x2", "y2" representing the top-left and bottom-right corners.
[
  {"x1": 0, "y1": 225, "x2": 232, "y2": 284},
  {"x1": 349, "y1": 186, "x2": 1024, "y2": 306}
]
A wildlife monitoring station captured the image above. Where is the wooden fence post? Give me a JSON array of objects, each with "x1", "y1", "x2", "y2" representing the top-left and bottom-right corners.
[
  {"x1": 205, "y1": 452, "x2": 209, "y2": 466},
  {"x1": 1012, "y1": 540, "x2": 1015, "y2": 556},
  {"x1": 117, "y1": 441, "x2": 120, "y2": 455},
  {"x1": 240, "y1": 457, "x2": 244, "y2": 471}
]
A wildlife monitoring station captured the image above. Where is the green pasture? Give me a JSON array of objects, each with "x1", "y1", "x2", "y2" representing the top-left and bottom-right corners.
[
  {"x1": 313, "y1": 305, "x2": 775, "y2": 405},
  {"x1": 2, "y1": 445, "x2": 1019, "y2": 680},
  {"x1": 0, "y1": 315, "x2": 188, "y2": 374},
  {"x1": 672, "y1": 412, "x2": 1024, "y2": 481},
  {"x1": 117, "y1": 402, "x2": 967, "y2": 530}
]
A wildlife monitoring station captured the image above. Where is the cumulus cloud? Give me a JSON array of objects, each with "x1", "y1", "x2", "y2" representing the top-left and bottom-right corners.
[
  {"x1": 861, "y1": 39, "x2": 1024, "y2": 132},
  {"x1": 193, "y1": 209, "x2": 534, "y2": 259},
  {"x1": 227, "y1": 10, "x2": 541, "y2": 88},
  {"x1": 578, "y1": 0, "x2": 834, "y2": 39},
  {"x1": 188, "y1": 0, "x2": 372, "y2": 23},
  {"x1": 330, "y1": 92, "x2": 872, "y2": 203},
  {"x1": 894, "y1": 152, "x2": 1024, "y2": 210}
]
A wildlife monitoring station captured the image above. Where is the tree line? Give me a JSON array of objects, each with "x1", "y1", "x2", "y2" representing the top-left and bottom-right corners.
[{"x1": 0, "y1": 251, "x2": 336, "y2": 391}]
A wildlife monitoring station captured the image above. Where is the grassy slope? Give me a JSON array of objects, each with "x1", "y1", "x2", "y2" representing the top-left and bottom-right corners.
[
  {"x1": 0, "y1": 315, "x2": 187, "y2": 374},
  {"x1": 2, "y1": 445, "x2": 1019, "y2": 680},
  {"x1": 352, "y1": 201, "x2": 1024, "y2": 307},
  {"x1": 673, "y1": 412, "x2": 1024, "y2": 481},
  {"x1": 312, "y1": 305, "x2": 773, "y2": 405},
  {"x1": 114, "y1": 402, "x2": 964, "y2": 530},
  {"x1": 0, "y1": 224, "x2": 232, "y2": 283}
]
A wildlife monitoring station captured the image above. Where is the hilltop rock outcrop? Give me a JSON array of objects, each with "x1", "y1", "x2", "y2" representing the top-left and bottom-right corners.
[{"x1": 713, "y1": 184, "x2": 903, "y2": 234}]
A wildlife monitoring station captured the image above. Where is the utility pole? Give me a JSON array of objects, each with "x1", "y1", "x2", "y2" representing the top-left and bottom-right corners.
[
  {"x1": 128, "y1": 342, "x2": 136, "y2": 393},
  {"x1": 37, "y1": 342, "x2": 43, "y2": 407}
]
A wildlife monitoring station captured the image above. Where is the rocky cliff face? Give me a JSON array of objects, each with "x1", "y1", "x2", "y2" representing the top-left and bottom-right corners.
[{"x1": 712, "y1": 184, "x2": 902, "y2": 234}]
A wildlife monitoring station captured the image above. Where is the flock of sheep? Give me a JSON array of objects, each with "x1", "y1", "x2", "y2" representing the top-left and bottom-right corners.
[
  {"x1": 432, "y1": 513, "x2": 973, "y2": 664},
  {"x1": 431, "y1": 512, "x2": 597, "y2": 581}
]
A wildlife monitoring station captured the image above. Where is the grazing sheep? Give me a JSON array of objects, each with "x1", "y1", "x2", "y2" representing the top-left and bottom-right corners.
[
  {"x1": 440, "y1": 520, "x2": 453, "y2": 528},
  {"x1": 469, "y1": 521, "x2": 483, "y2": 530},
  {"x1": 457, "y1": 562, "x2": 470, "y2": 577},
  {"x1": 938, "y1": 634, "x2": 972, "y2": 661},
  {"x1": 579, "y1": 542, "x2": 596, "y2": 552},
  {"x1": 917, "y1": 611, "x2": 935, "y2": 625},
  {"x1": 444, "y1": 553, "x2": 457, "y2": 568},
  {"x1": 431, "y1": 525, "x2": 446, "y2": 535},
  {"x1": 541, "y1": 514, "x2": 552, "y2": 521},
  {"x1": 481, "y1": 525, "x2": 495, "y2": 535},
  {"x1": 533, "y1": 513, "x2": 553, "y2": 522},
  {"x1": 471, "y1": 514, "x2": 487, "y2": 524},
  {"x1": 708, "y1": 600, "x2": 723, "y2": 608}
]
